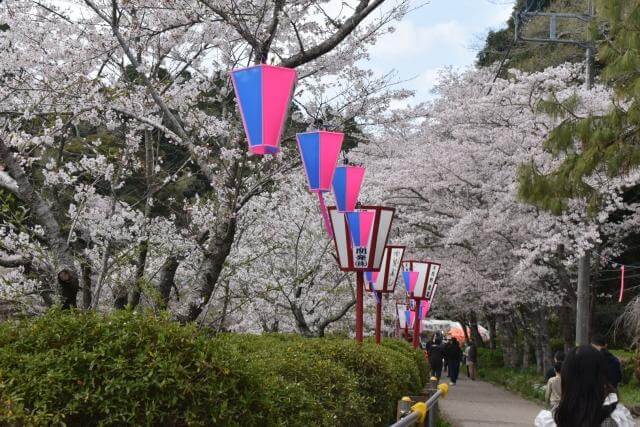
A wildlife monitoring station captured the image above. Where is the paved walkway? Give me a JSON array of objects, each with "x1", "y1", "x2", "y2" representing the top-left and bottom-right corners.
[{"x1": 438, "y1": 375, "x2": 543, "y2": 426}]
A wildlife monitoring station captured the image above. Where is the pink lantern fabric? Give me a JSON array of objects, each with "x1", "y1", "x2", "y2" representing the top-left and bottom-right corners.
[
  {"x1": 345, "y1": 210, "x2": 375, "y2": 249},
  {"x1": 296, "y1": 131, "x2": 343, "y2": 192},
  {"x1": 423, "y1": 300, "x2": 431, "y2": 318},
  {"x1": 403, "y1": 271, "x2": 419, "y2": 295},
  {"x1": 230, "y1": 64, "x2": 297, "y2": 155},
  {"x1": 365, "y1": 271, "x2": 380, "y2": 285},
  {"x1": 332, "y1": 166, "x2": 365, "y2": 212},
  {"x1": 409, "y1": 303, "x2": 426, "y2": 329},
  {"x1": 397, "y1": 304, "x2": 409, "y2": 329}
]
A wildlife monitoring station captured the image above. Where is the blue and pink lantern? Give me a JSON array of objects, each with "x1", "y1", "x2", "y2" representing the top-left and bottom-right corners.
[
  {"x1": 402, "y1": 260, "x2": 441, "y2": 301},
  {"x1": 365, "y1": 246, "x2": 405, "y2": 293},
  {"x1": 397, "y1": 303, "x2": 410, "y2": 330},
  {"x1": 408, "y1": 300, "x2": 426, "y2": 331},
  {"x1": 403, "y1": 271, "x2": 419, "y2": 296},
  {"x1": 297, "y1": 131, "x2": 344, "y2": 236},
  {"x1": 328, "y1": 205, "x2": 395, "y2": 344},
  {"x1": 402, "y1": 260, "x2": 441, "y2": 348},
  {"x1": 346, "y1": 210, "x2": 376, "y2": 259},
  {"x1": 328, "y1": 205, "x2": 395, "y2": 272},
  {"x1": 230, "y1": 64, "x2": 297, "y2": 155},
  {"x1": 332, "y1": 165, "x2": 365, "y2": 212}
]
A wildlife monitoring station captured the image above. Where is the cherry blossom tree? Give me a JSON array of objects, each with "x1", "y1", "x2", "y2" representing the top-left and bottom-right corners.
[
  {"x1": 355, "y1": 63, "x2": 640, "y2": 367},
  {"x1": 0, "y1": 0, "x2": 411, "y2": 320}
]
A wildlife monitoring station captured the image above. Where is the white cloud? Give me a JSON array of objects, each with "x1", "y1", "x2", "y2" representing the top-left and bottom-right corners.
[
  {"x1": 487, "y1": 1, "x2": 515, "y2": 27},
  {"x1": 371, "y1": 20, "x2": 467, "y2": 59},
  {"x1": 420, "y1": 68, "x2": 442, "y2": 91}
]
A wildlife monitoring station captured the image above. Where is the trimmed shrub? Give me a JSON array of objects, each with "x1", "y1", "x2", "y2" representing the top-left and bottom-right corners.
[{"x1": 0, "y1": 310, "x2": 427, "y2": 426}]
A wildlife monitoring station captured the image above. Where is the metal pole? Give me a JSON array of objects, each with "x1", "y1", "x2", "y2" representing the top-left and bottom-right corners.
[
  {"x1": 576, "y1": 250, "x2": 591, "y2": 345},
  {"x1": 356, "y1": 271, "x2": 364, "y2": 343},
  {"x1": 413, "y1": 300, "x2": 421, "y2": 349},
  {"x1": 375, "y1": 292, "x2": 382, "y2": 344},
  {"x1": 576, "y1": 0, "x2": 594, "y2": 346}
]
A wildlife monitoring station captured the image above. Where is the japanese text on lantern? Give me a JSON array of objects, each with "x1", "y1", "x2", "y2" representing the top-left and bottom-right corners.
[{"x1": 355, "y1": 247, "x2": 368, "y2": 268}]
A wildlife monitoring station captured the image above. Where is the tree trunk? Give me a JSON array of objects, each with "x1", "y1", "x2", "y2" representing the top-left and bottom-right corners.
[
  {"x1": 127, "y1": 241, "x2": 147, "y2": 309},
  {"x1": 469, "y1": 311, "x2": 484, "y2": 347},
  {"x1": 539, "y1": 308, "x2": 553, "y2": 374},
  {"x1": 157, "y1": 256, "x2": 179, "y2": 308},
  {"x1": 559, "y1": 301, "x2": 574, "y2": 352},
  {"x1": 535, "y1": 330, "x2": 544, "y2": 375},
  {"x1": 217, "y1": 281, "x2": 231, "y2": 332},
  {"x1": 291, "y1": 304, "x2": 313, "y2": 337},
  {"x1": 177, "y1": 213, "x2": 237, "y2": 322},
  {"x1": 499, "y1": 317, "x2": 518, "y2": 368},
  {"x1": 486, "y1": 313, "x2": 497, "y2": 349},
  {"x1": 522, "y1": 337, "x2": 531, "y2": 370},
  {"x1": 589, "y1": 254, "x2": 600, "y2": 342},
  {"x1": 0, "y1": 138, "x2": 79, "y2": 307},
  {"x1": 315, "y1": 298, "x2": 356, "y2": 337},
  {"x1": 81, "y1": 264, "x2": 92, "y2": 309},
  {"x1": 459, "y1": 317, "x2": 471, "y2": 343},
  {"x1": 113, "y1": 285, "x2": 128, "y2": 309}
]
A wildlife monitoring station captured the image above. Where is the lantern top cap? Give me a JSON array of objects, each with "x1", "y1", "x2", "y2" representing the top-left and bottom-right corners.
[
  {"x1": 296, "y1": 130, "x2": 344, "y2": 136},
  {"x1": 231, "y1": 63, "x2": 297, "y2": 72},
  {"x1": 403, "y1": 259, "x2": 441, "y2": 265}
]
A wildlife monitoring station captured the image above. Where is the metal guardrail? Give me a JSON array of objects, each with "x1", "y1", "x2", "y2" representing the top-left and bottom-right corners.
[{"x1": 390, "y1": 383, "x2": 449, "y2": 427}]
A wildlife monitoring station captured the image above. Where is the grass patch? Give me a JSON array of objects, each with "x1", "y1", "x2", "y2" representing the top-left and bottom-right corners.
[
  {"x1": 478, "y1": 348, "x2": 640, "y2": 409},
  {"x1": 478, "y1": 366, "x2": 545, "y2": 403}
]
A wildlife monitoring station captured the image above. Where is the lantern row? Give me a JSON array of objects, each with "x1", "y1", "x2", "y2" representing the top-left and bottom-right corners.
[{"x1": 230, "y1": 63, "x2": 442, "y2": 345}]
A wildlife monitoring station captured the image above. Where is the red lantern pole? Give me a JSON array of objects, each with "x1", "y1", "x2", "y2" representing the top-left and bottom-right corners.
[
  {"x1": 412, "y1": 300, "x2": 421, "y2": 349},
  {"x1": 356, "y1": 271, "x2": 364, "y2": 343},
  {"x1": 375, "y1": 291, "x2": 382, "y2": 344},
  {"x1": 316, "y1": 192, "x2": 333, "y2": 238}
]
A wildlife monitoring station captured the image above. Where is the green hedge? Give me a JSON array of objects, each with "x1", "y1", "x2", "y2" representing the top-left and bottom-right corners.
[{"x1": 0, "y1": 310, "x2": 428, "y2": 426}]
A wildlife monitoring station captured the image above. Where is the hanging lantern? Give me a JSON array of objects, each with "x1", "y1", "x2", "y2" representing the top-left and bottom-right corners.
[
  {"x1": 365, "y1": 246, "x2": 405, "y2": 293},
  {"x1": 403, "y1": 271, "x2": 419, "y2": 295},
  {"x1": 409, "y1": 301, "x2": 426, "y2": 328},
  {"x1": 327, "y1": 205, "x2": 395, "y2": 272},
  {"x1": 365, "y1": 271, "x2": 380, "y2": 291},
  {"x1": 397, "y1": 303, "x2": 409, "y2": 329},
  {"x1": 346, "y1": 210, "x2": 376, "y2": 250},
  {"x1": 297, "y1": 131, "x2": 344, "y2": 237},
  {"x1": 423, "y1": 299, "x2": 431, "y2": 318},
  {"x1": 297, "y1": 131, "x2": 344, "y2": 192},
  {"x1": 402, "y1": 260, "x2": 441, "y2": 300},
  {"x1": 230, "y1": 64, "x2": 297, "y2": 155},
  {"x1": 332, "y1": 165, "x2": 365, "y2": 212}
]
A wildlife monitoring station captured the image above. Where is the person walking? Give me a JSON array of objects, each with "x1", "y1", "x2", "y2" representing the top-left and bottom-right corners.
[
  {"x1": 445, "y1": 337, "x2": 463, "y2": 385},
  {"x1": 466, "y1": 341, "x2": 477, "y2": 380},
  {"x1": 535, "y1": 345, "x2": 635, "y2": 426},
  {"x1": 591, "y1": 334, "x2": 623, "y2": 391},
  {"x1": 545, "y1": 362, "x2": 562, "y2": 409},
  {"x1": 428, "y1": 336, "x2": 446, "y2": 381},
  {"x1": 545, "y1": 351, "x2": 565, "y2": 382}
]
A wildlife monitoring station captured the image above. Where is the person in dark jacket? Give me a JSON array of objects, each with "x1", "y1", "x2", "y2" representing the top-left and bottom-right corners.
[
  {"x1": 544, "y1": 351, "x2": 565, "y2": 382},
  {"x1": 591, "y1": 334, "x2": 623, "y2": 390},
  {"x1": 445, "y1": 337, "x2": 463, "y2": 385},
  {"x1": 428, "y1": 336, "x2": 446, "y2": 380}
]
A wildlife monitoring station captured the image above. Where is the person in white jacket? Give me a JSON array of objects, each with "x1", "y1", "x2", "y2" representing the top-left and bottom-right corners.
[{"x1": 535, "y1": 345, "x2": 635, "y2": 427}]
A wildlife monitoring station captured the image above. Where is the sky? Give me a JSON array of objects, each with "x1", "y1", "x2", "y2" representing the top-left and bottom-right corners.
[{"x1": 367, "y1": 0, "x2": 516, "y2": 103}]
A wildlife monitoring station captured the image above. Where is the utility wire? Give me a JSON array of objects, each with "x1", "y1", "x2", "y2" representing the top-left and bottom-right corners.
[{"x1": 485, "y1": 1, "x2": 537, "y2": 95}]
